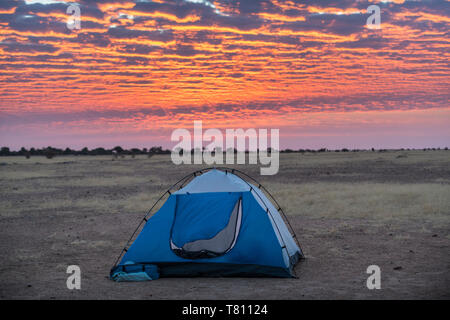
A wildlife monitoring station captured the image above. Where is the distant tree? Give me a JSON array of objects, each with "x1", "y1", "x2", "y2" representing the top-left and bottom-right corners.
[
  {"x1": 19, "y1": 147, "x2": 31, "y2": 158},
  {"x1": 0, "y1": 147, "x2": 10, "y2": 156},
  {"x1": 92, "y1": 147, "x2": 108, "y2": 155},
  {"x1": 19, "y1": 147, "x2": 28, "y2": 155},
  {"x1": 149, "y1": 146, "x2": 163, "y2": 154},
  {"x1": 113, "y1": 146, "x2": 124, "y2": 154},
  {"x1": 44, "y1": 147, "x2": 56, "y2": 159}
]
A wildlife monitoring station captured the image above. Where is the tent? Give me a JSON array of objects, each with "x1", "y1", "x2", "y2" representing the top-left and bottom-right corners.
[{"x1": 110, "y1": 168, "x2": 303, "y2": 281}]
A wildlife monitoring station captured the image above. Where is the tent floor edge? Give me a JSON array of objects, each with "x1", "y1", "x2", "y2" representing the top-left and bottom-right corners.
[{"x1": 111, "y1": 262, "x2": 294, "y2": 280}]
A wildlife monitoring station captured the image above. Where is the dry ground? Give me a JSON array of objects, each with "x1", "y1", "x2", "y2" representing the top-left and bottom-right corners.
[{"x1": 0, "y1": 151, "x2": 449, "y2": 299}]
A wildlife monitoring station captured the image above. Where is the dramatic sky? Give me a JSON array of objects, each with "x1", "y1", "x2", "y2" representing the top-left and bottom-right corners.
[{"x1": 0, "y1": 0, "x2": 449, "y2": 149}]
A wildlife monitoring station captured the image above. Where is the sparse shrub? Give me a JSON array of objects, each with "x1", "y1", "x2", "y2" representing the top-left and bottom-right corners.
[
  {"x1": 44, "y1": 149, "x2": 56, "y2": 159},
  {"x1": 63, "y1": 147, "x2": 73, "y2": 155}
]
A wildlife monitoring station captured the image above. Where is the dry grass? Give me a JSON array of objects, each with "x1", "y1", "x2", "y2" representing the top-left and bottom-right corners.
[
  {"x1": 279, "y1": 149, "x2": 450, "y2": 166},
  {"x1": 267, "y1": 182, "x2": 450, "y2": 225},
  {"x1": 0, "y1": 151, "x2": 449, "y2": 299},
  {"x1": 0, "y1": 191, "x2": 160, "y2": 218},
  {"x1": 1, "y1": 151, "x2": 449, "y2": 221}
]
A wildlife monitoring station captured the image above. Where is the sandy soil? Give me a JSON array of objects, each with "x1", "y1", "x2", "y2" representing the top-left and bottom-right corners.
[{"x1": 0, "y1": 151, "x2": 449, "y2": 299}]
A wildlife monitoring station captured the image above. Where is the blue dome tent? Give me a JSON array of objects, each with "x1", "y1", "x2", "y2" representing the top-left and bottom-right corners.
[{"x1": 110, "y1": 168, "x2": 303, "y2": 281}]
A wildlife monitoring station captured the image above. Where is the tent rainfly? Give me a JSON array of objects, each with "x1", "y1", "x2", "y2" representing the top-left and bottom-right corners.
[{"x1": 110, "y1": 168, "x2": 303, "y2": 281}]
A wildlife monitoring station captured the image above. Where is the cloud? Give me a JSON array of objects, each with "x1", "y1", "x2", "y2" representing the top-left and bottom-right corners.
[
  {"x1": 0, "y1": 39, "x2": 58, "y2": 53},
  {"x1": 0, "y1": 0, "x2": 448, "y2": 142}
]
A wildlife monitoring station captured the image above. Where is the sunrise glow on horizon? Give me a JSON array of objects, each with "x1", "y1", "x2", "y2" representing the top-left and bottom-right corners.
[{"x1": 0, "y1": 0, "x2": 449, "y2": 150}]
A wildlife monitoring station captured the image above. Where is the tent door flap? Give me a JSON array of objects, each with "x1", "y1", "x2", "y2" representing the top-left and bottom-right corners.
[{"x1": 170, "y1": 197, "x2": 242, "y2": 259}]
